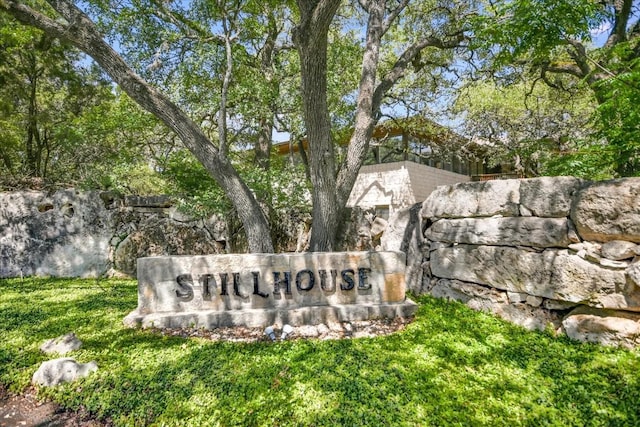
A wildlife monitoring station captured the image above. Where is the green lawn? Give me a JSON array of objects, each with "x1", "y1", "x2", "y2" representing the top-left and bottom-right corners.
[{"x1": 1, "y1": 277, "x2": 639, "y2": 426}]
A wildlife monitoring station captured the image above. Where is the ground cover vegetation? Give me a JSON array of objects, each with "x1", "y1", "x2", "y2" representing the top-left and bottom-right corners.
[
  {"x1": 3, "y1": 0, "x2": 637, "y2": 253},
  {"x1": 1, "y1": 277, "x2": 639, "y2": 426}
]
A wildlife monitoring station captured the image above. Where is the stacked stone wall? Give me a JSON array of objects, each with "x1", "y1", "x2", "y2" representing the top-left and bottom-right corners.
[
  {"x1": 382, "y1": 176, "x2": 640, "y2": 348},
  {"x1": 0, "y1": 190, "x2": 375, "y2": 278}
]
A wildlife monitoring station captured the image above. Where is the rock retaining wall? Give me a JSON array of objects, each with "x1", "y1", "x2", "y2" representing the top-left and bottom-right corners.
[
  {"x1": 0, "y1": 190, "x2": 374, "y2": 278},
  {"x1": 383, "y1": 177, "x2": 640, "y2": 348},
  {"x1": 0, "y1": 190, "x2": 243, "y2": 278}
]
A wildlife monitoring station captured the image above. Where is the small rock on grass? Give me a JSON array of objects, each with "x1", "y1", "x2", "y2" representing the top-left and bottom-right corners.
[
  {"x1": 40, "y1": 332, "x2": 83, "y2": 355},
  {"x1": 32, "y1": 358, "x2": 98, "y2": 387}
]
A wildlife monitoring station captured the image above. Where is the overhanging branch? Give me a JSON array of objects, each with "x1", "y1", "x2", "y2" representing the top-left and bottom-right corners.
[{"x1": 372, "y1": 32, "x2": 465, "y2": 111}]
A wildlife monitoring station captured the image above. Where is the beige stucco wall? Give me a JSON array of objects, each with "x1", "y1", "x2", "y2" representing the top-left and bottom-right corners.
[{"x1": 346, "y1": 161, "x2": 470, "y2": 214}]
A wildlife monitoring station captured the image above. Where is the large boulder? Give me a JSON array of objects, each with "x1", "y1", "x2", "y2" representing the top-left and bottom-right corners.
[
  {"x1": 562, "y1": 306, "x2": 640, "y2": 348},
  {"x1": 571, "y1": 178, "x2": 640, "y2": 243},
  {"x1": 430, "y1": 245, "x2": 635, "y2": 309},
  {"x1": 381, "y1": 204, "x2": 426, "y2": 293},
  {"x1": 0, "y1": 190, "x2": 113, "y2": 278},
  {"x1": 519, "y1": 176, "x2": 583, "y2": 217},
  {"x1": 421, "y1": 179, "x2": 520, "y2": 219},
  {"x1": 425, "y1": 217, "x2": 571, "y2": 248}
]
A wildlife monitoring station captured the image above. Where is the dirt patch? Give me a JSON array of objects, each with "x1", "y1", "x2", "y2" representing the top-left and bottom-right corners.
[{"x1": 0, "y1": 384, "x2": 109, "y2": 427}]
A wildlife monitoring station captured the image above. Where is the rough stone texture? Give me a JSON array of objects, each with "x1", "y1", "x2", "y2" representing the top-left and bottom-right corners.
[
  {"x1": 112, "y1": 216, "x2": 226, "y2": 276},
  {"x1": 507, "y1": 292, "x2": 528, "y2": 303},
  {"x1": 425, "y1": 217, "x2": 571, "y2": 248},
  {"x1": 421, "y1": 179, "x2": 520, "y2": 219},
  {"x1": 543, "y1": 299, "x2": 579, "y2": 311},
  {"x1": 32, "y1": 358, "x2": 98, "y2": 387},
  {"x1": 419, "y1": 176, "x2": 640, "y2": 347},
  {"x1": 381, "y1": 203, "x2": 426, "y2": 293},
  {"x1": 519, "y1": 176, "x2": 583, "y2": 217},
  {"x1": 569, "y1": 241, "x2": 602, "y2": 257},
  {"x1": 129, "y1": 303, "x2": 418, "y2": 330},
  {"x1": 430, "y1": 279, "x2": 560, "y2": 331},
  {"x1": 124, "y1": 195, "x2": 172, "y2": 208},
  {"x1": 430, "y1": 245, "x2": 634, "y2": 309},
  {"x1": 335, "y1": 207, "x2": 386, "y2": 252},
  {"x1": 0, "y1": 190, "x2": 375, "y2": 278},
  {"x1": 601, "y1": 240, "x2": 638, "y2": 261},
  {"x1": 562, "y1": 306, "x2": 640, "y2": 348},
  {"x1": 125, "y1": 251, "x2": 417, "y2": 329},
  {"x1": 430, "y1": 279, "x2": 507, "y2": 304},
  {"x1": 626, "y1": 262, "x2": 640, "y2": 287},
  {"x1": 40, "y1": 333, "x2": 82, "y2": 355},
  {"x1": 0, "y1": 190, "x2": 113, "y2": 278},
  {"x1": 0, "y1": 190, "x2": 233, "y2": 278},
  {"x1": 571, "y1": 178, "x2": 640, "y2": 243}
]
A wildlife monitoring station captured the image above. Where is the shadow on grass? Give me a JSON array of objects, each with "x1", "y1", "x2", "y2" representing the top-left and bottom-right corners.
[{"x1": 1, "y1": 278, "x2": 639, "y2": 426}]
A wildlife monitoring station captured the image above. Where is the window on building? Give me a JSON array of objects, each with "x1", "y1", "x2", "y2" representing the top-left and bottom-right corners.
[{"x1": 375, "y1": 205, "x2": 390, "y2": 220}]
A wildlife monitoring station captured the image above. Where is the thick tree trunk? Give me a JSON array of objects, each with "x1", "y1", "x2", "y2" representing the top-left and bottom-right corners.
[
  {"x1": 294, "y1": 0, "x2": 341, "y2": 252},
  {"x1": 4, "y1": 0, "x2": 274, "y2": 253},
  {"x1": 335, "y1": 1, "x2": 386, "y2": 209}
]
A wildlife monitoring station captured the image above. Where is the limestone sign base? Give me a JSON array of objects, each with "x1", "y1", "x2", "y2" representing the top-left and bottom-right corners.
[{"x1": 124, "y1": 251, "x2": 417, "y2": 329}]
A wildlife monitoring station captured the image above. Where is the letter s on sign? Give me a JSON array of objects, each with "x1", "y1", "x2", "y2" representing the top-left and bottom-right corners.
[
  {"x1": 176, "y1": 274, "x2": 194, "y2": 301},
  {"x1": 340, "y1": 269, "x2": 355, "y2": 291}
]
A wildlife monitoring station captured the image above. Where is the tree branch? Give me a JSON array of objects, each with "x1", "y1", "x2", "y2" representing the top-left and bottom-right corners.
[
  {"x1": 148, "y1": 0, "x2": 224, "y2": 45},
  {"x1": 382, "y1": 0, "x2": 410, "y2": 34},
  {"x1": 1, "y1": 0, "x2": 275, "y2": 252},
  {"x1": 604, "y1": 0, "x2": 632, "y2": 48},
  {"x1": 372, "y1": 33, "x2": 464, "y2": 111}
]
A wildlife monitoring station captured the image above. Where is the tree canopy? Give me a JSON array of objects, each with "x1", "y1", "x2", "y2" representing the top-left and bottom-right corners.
[
  {"x1": 466, "y1": 0, "x2": 640, "y2": 177},
  {"x1": 1, "y1": 0, "x2": 639, "y2": 252}
]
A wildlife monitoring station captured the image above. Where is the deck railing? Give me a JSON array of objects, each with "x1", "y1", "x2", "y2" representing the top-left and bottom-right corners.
[{"x1": 470, "y1": 173, "x2": 524, "y2": 182}]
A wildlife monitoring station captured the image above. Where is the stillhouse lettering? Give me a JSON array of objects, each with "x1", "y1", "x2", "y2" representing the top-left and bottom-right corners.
[
  {"x1": 174, "y1": 268, "x2": 372, "y2": 302},
  {"x1": 124, "y1": 252, "x2": 418, "y2": 329}
]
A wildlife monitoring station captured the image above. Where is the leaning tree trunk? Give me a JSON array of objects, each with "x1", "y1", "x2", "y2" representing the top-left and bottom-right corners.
[
  {"x1": 3, "y1": 0, "x2": 274, "y2": 252},
  {"x1": 293, "y1": 0, "x2": 341, "y2": 252}
]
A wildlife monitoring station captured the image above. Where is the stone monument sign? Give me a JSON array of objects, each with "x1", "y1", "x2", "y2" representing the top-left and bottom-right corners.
[{"x1": 124, "y1": 251, "x2": 417, "y2": 329}]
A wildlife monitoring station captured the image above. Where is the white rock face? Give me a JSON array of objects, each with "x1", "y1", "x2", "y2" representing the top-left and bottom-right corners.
[
  {"x1": 571, "y1": 178, "x2": 640, "y2": 242},
  {"x1": 425, "y1": 217, "x2": 571, "y2": 248},
  {"x1": 430, "y1": 245, "x2": 633, "y2": 309},
  {"x1": 626, "y1": 262, "x2": 640, "y2": 287},
  {"x1": 381, "y1": 204, "x2": 426, "y2": 293},
  {"x1": 32, "y1": 358, "x2": 98, "y2": 387},
  {"x1": 601, "y1": 240, "x2": 638, "y2": 261},
  {"x1": 519, "y1": 176, "x2": 583, "y2": 217},
  {"x1": 421, "y1": 179, "x2": 520, "y2": 219},
  {"x1": 0, "y1": 190, "x2": 113, "y2": 278},
  {"x1": 418, "y1": 176, "x2": 640, "y2": 348},
  {"x1": 562, "y1": 306, "x2": 640, "y2": 348}
]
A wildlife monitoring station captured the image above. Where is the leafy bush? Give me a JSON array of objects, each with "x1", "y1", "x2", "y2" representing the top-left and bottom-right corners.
[{"x1": 1, "y1": 278, "x2": 639, "y2": 426}]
